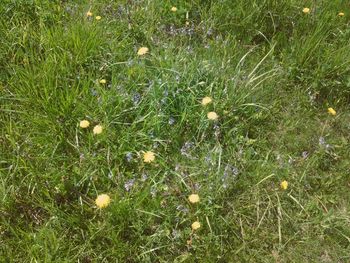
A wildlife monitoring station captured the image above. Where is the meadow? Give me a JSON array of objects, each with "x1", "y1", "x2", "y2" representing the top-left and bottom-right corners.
[{"x1": 1, "y1": 0, "x2": 350, "y2": 262}]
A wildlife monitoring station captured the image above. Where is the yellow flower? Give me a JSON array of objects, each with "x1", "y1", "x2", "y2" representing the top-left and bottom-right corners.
[
  {"x1": 86, "y1": 11, "x2": 93, "y2": 17},
  {"x1": 327, "y1": 107, "x2": 336, "y2": 116},
  {"x1": 93, "y1": 125, "x2": 103, "y2": 135},
  {"x1": 171, "y1": 6, "x2": 177, "y2": 12},
  {"x1": 338, "y1": 12, "x2": 345, "y2": 17},
  {"x1": 188, "y1": 194, "x2": 200, "y2": 204},
  {"x1": 143, "y1": 151, "x2": 155, "y2": 163},
  {"x1": 185, "y1": 21, "x2": 190, "y2": 26},
  {"x1": 137, "y1": 47, "x2": 149, "y2": 56},
  {"x1": 191, "y1": 221, "x2": 201, "y2": 231},
  {"x1": 280, "y1": 180, "x2": 288, "y2": 190},
  {"x1": 95, "y1": 194, "x2": 111, "y2": 208},
  {"x1": 302, "y1": 7, "x2": 310, "y2": 14},
  {"x1": 79, "y1": 120, "x2": 90, "y2": 128},
  {"x1": 201, "y1": 96, "x2": 212, "y2": 106},
  {"x1": 99, "y1": 79, "x2": 106, "y2": 84},
  {"x1": 207, "y1": 111, "x2": 219, "y2": 120},
  {"x1": 95, "y1": 16, "x2": 101, "y2": 20}
]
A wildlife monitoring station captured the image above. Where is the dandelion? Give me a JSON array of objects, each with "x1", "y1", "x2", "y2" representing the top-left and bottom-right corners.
[
  {"x1": 79, "y1": 120, "x2": 90, "y2": 128},
  {"x1": 137, "y1": 47, "x2": 149, "y2": 56},
  {"x1": 95, "y1": 16, "x2": 101, "y2": 20},
  {"x1": 302, "y1": 7, "x2": 310, "y2": 14},
  {"x1": 93, "y1": 125, "x2": 103, "y2": 135},
  {"x1": 188, "y1": 194, "x2": 200, "y2": 204},
  {"x1": 86, "y1": 11, "x2": 93, "y2": 17},
  {"x1": 191, "y1": 221, "x2": 201, "y2": 231},
  {"x1": 207, "y1": 111, "x2": 219, "y2": 120},
  {"x1": 338, "y1": 12, "x2": 345, "y2": 17},
  {"x1": 95, "y1": 194, "x2": 111, "y2": 208},
  {"x1": 280, "y1": 180, "x2": 288, "y2": 190},
  {"x1": 171, "y1": 6, "x2": 177, "y2": 12},
  {"x1": 99, "y1": 79, "x2": 106, "y2": 84},
  {"x1": 143, "y1": 151, "x2": 155, "y2": 163},
  {"x1": 201, "y1": 96, "x2": 212, "y2": 106},
  {"x1": 327, "y1": 107, "x2": 336, "y2": 116}
]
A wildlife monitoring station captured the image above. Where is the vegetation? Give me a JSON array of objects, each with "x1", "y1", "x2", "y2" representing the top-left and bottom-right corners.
[{"x1": 1, "y1": 0, "x2": 349, "y2": 262}]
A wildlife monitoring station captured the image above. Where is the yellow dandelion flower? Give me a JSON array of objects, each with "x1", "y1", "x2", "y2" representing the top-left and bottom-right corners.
[
  {"x1": 207, "y1": 111, "x2": 219, "y2": 120},
  {"x1": 86, "y1": 11, "x2": 93, "y2": 17},
  {"x1": 171, "y1": 6, "x2": 177, "y2": 12},
  {"x1": 303, "y1": 7, "x2": 310, "y2": 14},
  {"x1": 328, "y1": 107, "x2": 336, "y2": 116},
  {"x1": 188, "y1": 194, "x2": 200, "y2": 204},
  {"x1": 79, "y1": 120, "x2": 90, "y2": 128},
  {"x1": 95, "y1": 194, "x2": 111, "y2": 208},
  {"x1": 93, "y1": 125, "x2": 103, "y2": 135},
  {"x1": 338, "y1": 12, "x2": 345, "y2": 17},
  {"x1": 201, "y1": 96, "x2": 212, "y2": 106},
  {"x1": 143, "y1": 151, "x2": 155, "y2": 163},
  {"x1": 280, "y1": 180, "x2": 288, "y2": 190},
  {"x1": 99, "y1": 79, "x2": 106, "y2": 84},
  {"x1": 137, "y1": 47, "x2": 149, "y2": 56},
  {"x1": 191, "y1": 221, "x2": 201, "y2": 231},
  {"x1": 95, "y1": 16, "x2": 101, "y2": 20}
]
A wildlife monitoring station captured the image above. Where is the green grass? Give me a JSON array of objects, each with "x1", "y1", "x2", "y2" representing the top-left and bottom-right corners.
[{"x1": 1, "y1": 0, "x2": 350, "y2": 262}]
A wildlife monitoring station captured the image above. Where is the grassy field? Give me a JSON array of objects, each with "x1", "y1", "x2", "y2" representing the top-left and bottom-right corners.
[{"x1": 1, "y1": 0, "x2": 350, "y2": 262}]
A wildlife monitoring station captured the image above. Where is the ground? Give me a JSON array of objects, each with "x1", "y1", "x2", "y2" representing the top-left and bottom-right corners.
[{"x1": 1, "y1": 0, "x2": 350, "y2": 262}]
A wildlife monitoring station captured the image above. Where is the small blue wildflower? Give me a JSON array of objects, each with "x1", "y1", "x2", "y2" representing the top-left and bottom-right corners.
[
  {"x1": 205, "y1": 154, "x2": 212, "y2": 164},
  {"x1": 319, "y1": 137, "x2": 326, "y2": 146},
  {"x1": 132, "y1": 93, "x2": 141, "y2": 105},
  {"x1": 153, "y1": 142, "x2": 159, "y2": 149},
  {"x1": 181, "y1": 141, "x2": 194, "y2": 157},
  {"x1": 168, "y1": 117, "x2": 175, "y2": 125},
  {"x1": 141, "y1": 173, "x2": 148, "y2": 182},
  {"x1": 172, "y1": 229, "x2": 180, "y2": 239},
  {"x1": 194, "y1": 183, "x2": 201, "y2": 191},
  {"x1": 222, "y1": 165, "x2": 239, "y2": 188},
  {"x1": 124, "y1": 178, "x2": 135, "y2": 192},
  {"x1": 90, "y1": 88, "x2": 98, "y2": 96},
  {"x1": 125, "y1": 152, "x2": 133, "y2": 162},
  {"x1": 176, "y1": 205, "x2": 189, "y2": 214},
  {"x1": 302, "y1": 151, "x2": 309, "y2": 159}
]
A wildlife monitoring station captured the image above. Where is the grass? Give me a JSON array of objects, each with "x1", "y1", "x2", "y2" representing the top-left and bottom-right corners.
[{"x1": 1, "y1": 0, "x2": 350, "y2": 262}]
